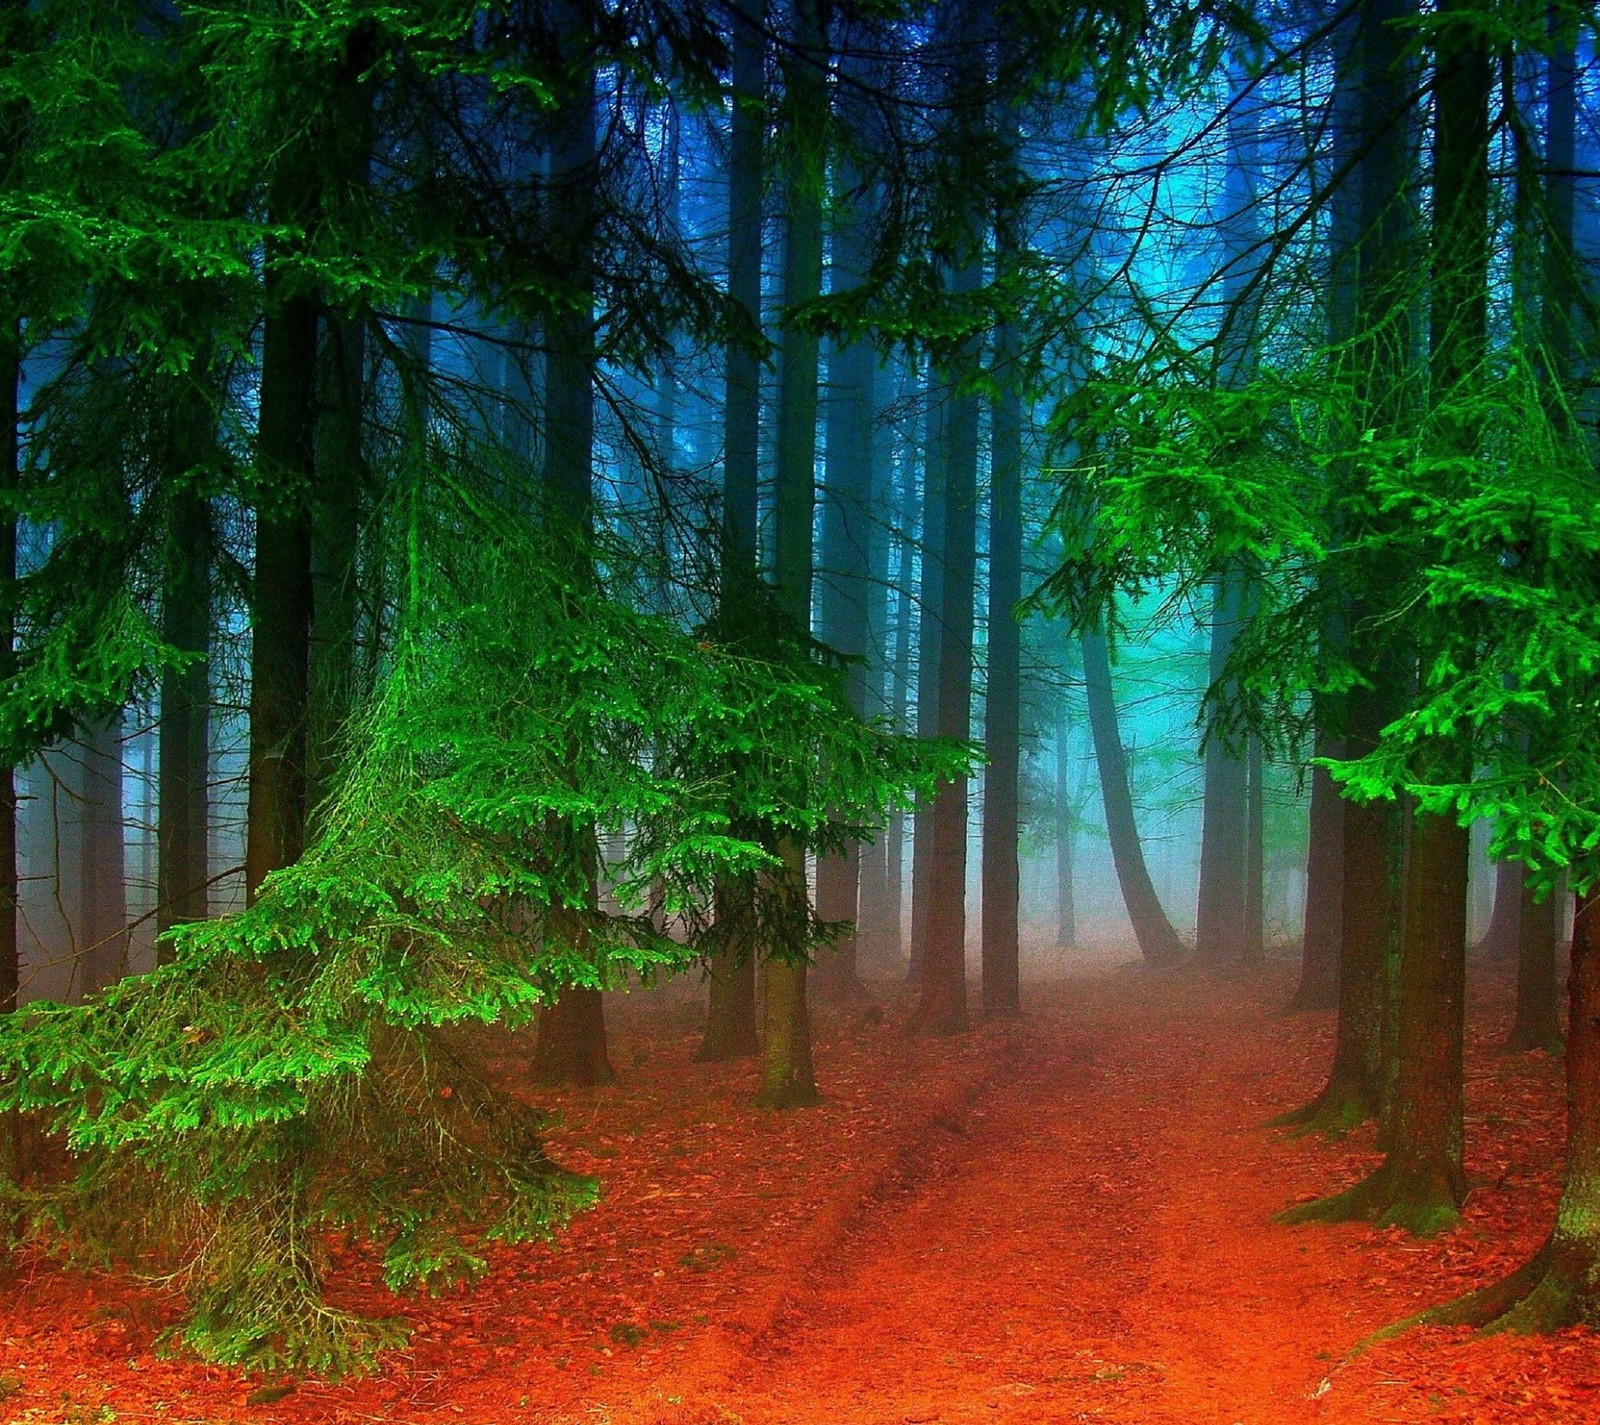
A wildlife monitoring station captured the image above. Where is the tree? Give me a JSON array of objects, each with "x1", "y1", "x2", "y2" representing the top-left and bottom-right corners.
[
  {"x1": 980, "y1": 96, "x2": 1025, "y2": 1020},
  {"x1": 813, "y1": 110, "x2": 879, "y2": 1001},
  {"x1": 156, "y1": 373, "x2": 213, "y2": 949},
  {"x1": 755, "y1": 0, "x2": 828, "y2": 1108},
  {"x1": 532, "y1": 0, "x2": 615, "y2": 1090},
  {"x1": 1081, "y1": 627, "x2": 1186, "y2": 966},
  {"x1": 697, "y1": 0, "x2": 765, "y2": 1064}
]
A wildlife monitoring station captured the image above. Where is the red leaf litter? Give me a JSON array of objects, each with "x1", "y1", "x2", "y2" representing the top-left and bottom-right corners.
[{"x1": 3, "y1": 955, "x2": 1596, "y2": 1424}]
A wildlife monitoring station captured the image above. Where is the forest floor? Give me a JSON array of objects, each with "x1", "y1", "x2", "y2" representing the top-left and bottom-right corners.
[{"x1": 2, "y1": 952, "x2": 1597, "y2": 1425}]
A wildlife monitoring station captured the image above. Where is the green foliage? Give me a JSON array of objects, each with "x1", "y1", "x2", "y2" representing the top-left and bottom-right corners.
[{"x1": 1039, "y1": 323, "x2": 1600, "y2": 896}]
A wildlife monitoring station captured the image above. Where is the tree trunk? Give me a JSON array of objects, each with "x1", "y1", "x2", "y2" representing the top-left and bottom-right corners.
[
  {"x1": 1, "y1": 314, "x2": 18, "y2": 1203},
  {"x1": 1505, "y1": 875, "x2": 1562, "y2": 1053},
  {"x1": 913, "y1": 283, "x2": 980, "y2": 1037},
  {"x1": 908, "y1": 387, "x2": 944, "y2": 988},
  {"x1": 246, "y1": 241, "x2": 317, "y2": 900},
  {"x1": 812, "y1": 142, "x2": 876, "y2": 1000},
  {"x1": 981, "y1": 192, "x2": 1023, "y2": 1021},
  {"x1": 754, "y1": 0, "x2": 825, "y2": 1106},
  {"x1": 1275, "y1": 690, "x2": 1404, "y2": 1135},
  {"x1": 1195, "y1": 573, "x2": 1248, "y2": 965},
  {"x1": 1080, "y1": 629, "x2": 1185, "y2": 966},
  {"x1": 699, "y1": 0, "x2": 765, "y2": 1063},
  {"x1": 1288, "y1": 750, "x2": 1344, "y2": 1011},
  {"x1": 697, "y1": 877, "x2": 758, "y2": 1061},
  {"x1": 1282, "y1": 0, "x2": 1485, "y2": 1232},
  {"x1": 1055, "y1": 717, "x2": 1076, "y2": 948},
  {"x1": 533, "y1": 0, "x2": 614, "y2": 1088},
  {"x1": 158, "y1": 474, "x2": 211, "y2": 946},
  {"x1": 1476, "y1": 859, "x2": 1523, "y2": 960},
  {"x1": 1426, "y1": 886, "x2": 1600, "y2": 1330},
  {"x1": 1243, "y1": 734, "x2": 1265, "y2": 962},
  {"x1": 308, "y1": 312, "x2": 367, "y2": 821},
  {"x1": 534, "y1": 975, "x2": 614, "y2": 1087},
  {"x1": 855, "y1": 384, "x2": 904, "y2": 976},
  {"x1": 77, "y1": 716, "x2": 128, "y2": 1000}
]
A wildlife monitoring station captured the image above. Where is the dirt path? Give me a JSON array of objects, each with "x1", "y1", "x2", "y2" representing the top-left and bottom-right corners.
[
  {"x1": 643, "y1": 967, "x2": 1595, "y2": 1425},
  {"x1": 709, "y1": 974, "x2": 1339, "y2": 1425}
]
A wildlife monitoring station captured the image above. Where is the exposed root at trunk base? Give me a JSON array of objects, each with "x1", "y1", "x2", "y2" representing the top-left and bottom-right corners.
[
  {"x1": 1265, "y1": 1076, "x2": 1371, "y2": 1138},
  {"x1": 752, "y1": 1078, "x2": 822, "y2": 1111},
  {"x1": 1501, "y1": 1026, "x2": 1564, "y2": 1057},
  {"x1": 1281, "y1": 981, "x2": 1340, "y2": 1015},
  {"x1": 1422, "y1": 1240, "x2": 1599, "y2": 1334},
  {"x1": 1275, "y1": 1157, "x2": 1461, "y2": 1237}
]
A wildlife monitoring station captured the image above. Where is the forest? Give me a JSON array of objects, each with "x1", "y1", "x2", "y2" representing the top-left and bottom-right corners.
[{"x1": 1, "y1": 0, "x2": 1599, "y2": 1421}]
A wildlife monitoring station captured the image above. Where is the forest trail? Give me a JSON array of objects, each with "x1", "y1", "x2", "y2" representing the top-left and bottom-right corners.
[
  {"x1": 695, "y1": 971, "x2": 1387, "y2": 1425},
  {"x1": 4, "y1": 960, "x2": 1598, "y2": 1425}
]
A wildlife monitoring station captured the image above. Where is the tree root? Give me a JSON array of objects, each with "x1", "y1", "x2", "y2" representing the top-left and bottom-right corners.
[
  {"x1": 1281, "y1": 979, "x2": 1339, "y2": 1015},
  {"x1": 1265, "y1": 1078, "x2": 1372, "y2": 1139},
  {"x1": 1275, "y1": 1158, "x2": 1461, "y2": 1236}
]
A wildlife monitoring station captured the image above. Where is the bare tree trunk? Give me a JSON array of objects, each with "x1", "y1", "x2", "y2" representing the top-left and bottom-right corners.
[
  {"x1": 77, "y1": 717, "x2": 128, "y2": 1000},
  {"x1": 0, "y1": 313, "x2": 19, "y2": 1205},
  {"x1": 1055, "y1": 717, "x2": 1076, "y2": 948},
  {"x1": 1081, "y1": 630, "x2": 1185, "y2": 967},
  {"x1": 1243, "y1": 735, "x2": 1265, "y2": 962},
  {"x1": 1195, "y1": 574, "x2": 1248, "y2": 965},
  {"x1": 698, "y1": 0, "x2": 765, "y2": 1063},
  {"x1": 246, "y1": 223, "x2": 316, "y2": 900},
  {"x1": 1288, "y1": 749, "x2": 1344, "y2": 1011},
  {"x1": 1506, "y1": 876, "x2": 1562, "y2": 1054},
  {"x1": 908, "y1": 388, "x2": 943, "y2": 988},
  {"x1": 1476, "y1": 859, "x2": 1523, "y2": 960},
  {"x1": 754, "y1": 0, "x2": 825, "y2": 1107},
  {"x1": 913, "y1": 296, "x2": 979, "y2": 1037},
  {"x1": 813, "y1": 134, "x2": 877, "y2": 1000},
  {"x1": 981, "y1": 308, "x2": 1023, "y2": 1019},
  {"x1": 533, "y1": 0, "x2": 614, "y2": 1088},
  {"x1": 158, "y1": 475, "x2": 211, "y2": 947}
]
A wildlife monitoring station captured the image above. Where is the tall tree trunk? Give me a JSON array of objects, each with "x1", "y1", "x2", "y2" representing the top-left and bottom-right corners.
[
  {"x1": 533, "y1": 0, "x2": 614, "y2": 1089},
  {"x1": 1195, "y1": 574, "x2": 1248, "y2": 964},
  {"x1": 246, "y1": 226, "x2": 317, "y2": 900},
  {"x1": 1288, "y1": 749, "x2": 1344, "y2": 1010},
  {"x1": 854, "y1": 376, "x2": 904, "y2": 976},
  {"x1": 1289, "y1": 0, "x2": 1359, "y2": 1015},
  {"x1": 77, "y1": 716, "x2": 128, "y2": 999},
  {"x1": 754, "y1": 0, "x2": 826, "y2": 1108},
  {"x1": 1477, "y1": 858, "x2": 1523, "y2": 959},
  {"x1": 698, "y1": 0, "x2": 765, "y2": 1064},
  {"x1": 1, "y1": 313, "x2": 19, "y2": 1203},
  {"x1": 307, "y1": 313, "x2": 366, "y2": 821},
  {"x1": 913, "y1": 282, "x2": 980, "y2": 1037},
  {"x1": 1283, "y1": 0, "x2": 1485, "y2": 1232},
  {"x1": 1506, "y1": 875, "x2": 1562, "y2": 1053},
  {"x1": 1277, "y1": 0, "x2": 1417, "y2": 1132},
  {"x1": 1081, "y1": 629, "x2": 1185, "y2": 966},
  {"x1": 867, "y1": 503, "x2": 916, "y2": 974},
  {"x1": 1494, "y1": 22, "x2": 1575, "y2": 1062},
  {"x1": 1055, "y1": 716, "x2": 1076, "y2": 948},
  {"x1": 812, "y1": 147, "x2": 876, "y2": 1001},
  {"x1": 157, "y1": 471, "x2": 211, "y2": 947},
  {"x1": 908, "y1": 386, "x2": 944, "y2": 987},
  {"x1": 981, "y1": 312, "x2": 1023, "y2": 1019},
  {"x1": 1243, "y1": 734, "x2": 1265, "y2": 962}
]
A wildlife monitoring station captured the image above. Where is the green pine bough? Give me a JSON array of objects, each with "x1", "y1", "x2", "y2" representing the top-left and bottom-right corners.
[{"x1": 0, "y1": 478, "x2": 971, "y2": 1376}]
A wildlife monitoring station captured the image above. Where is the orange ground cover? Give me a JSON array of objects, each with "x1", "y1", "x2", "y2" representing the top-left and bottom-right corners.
[{"x1": 2, "y1": 955, "x2": 1596, "y2": 1424}]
